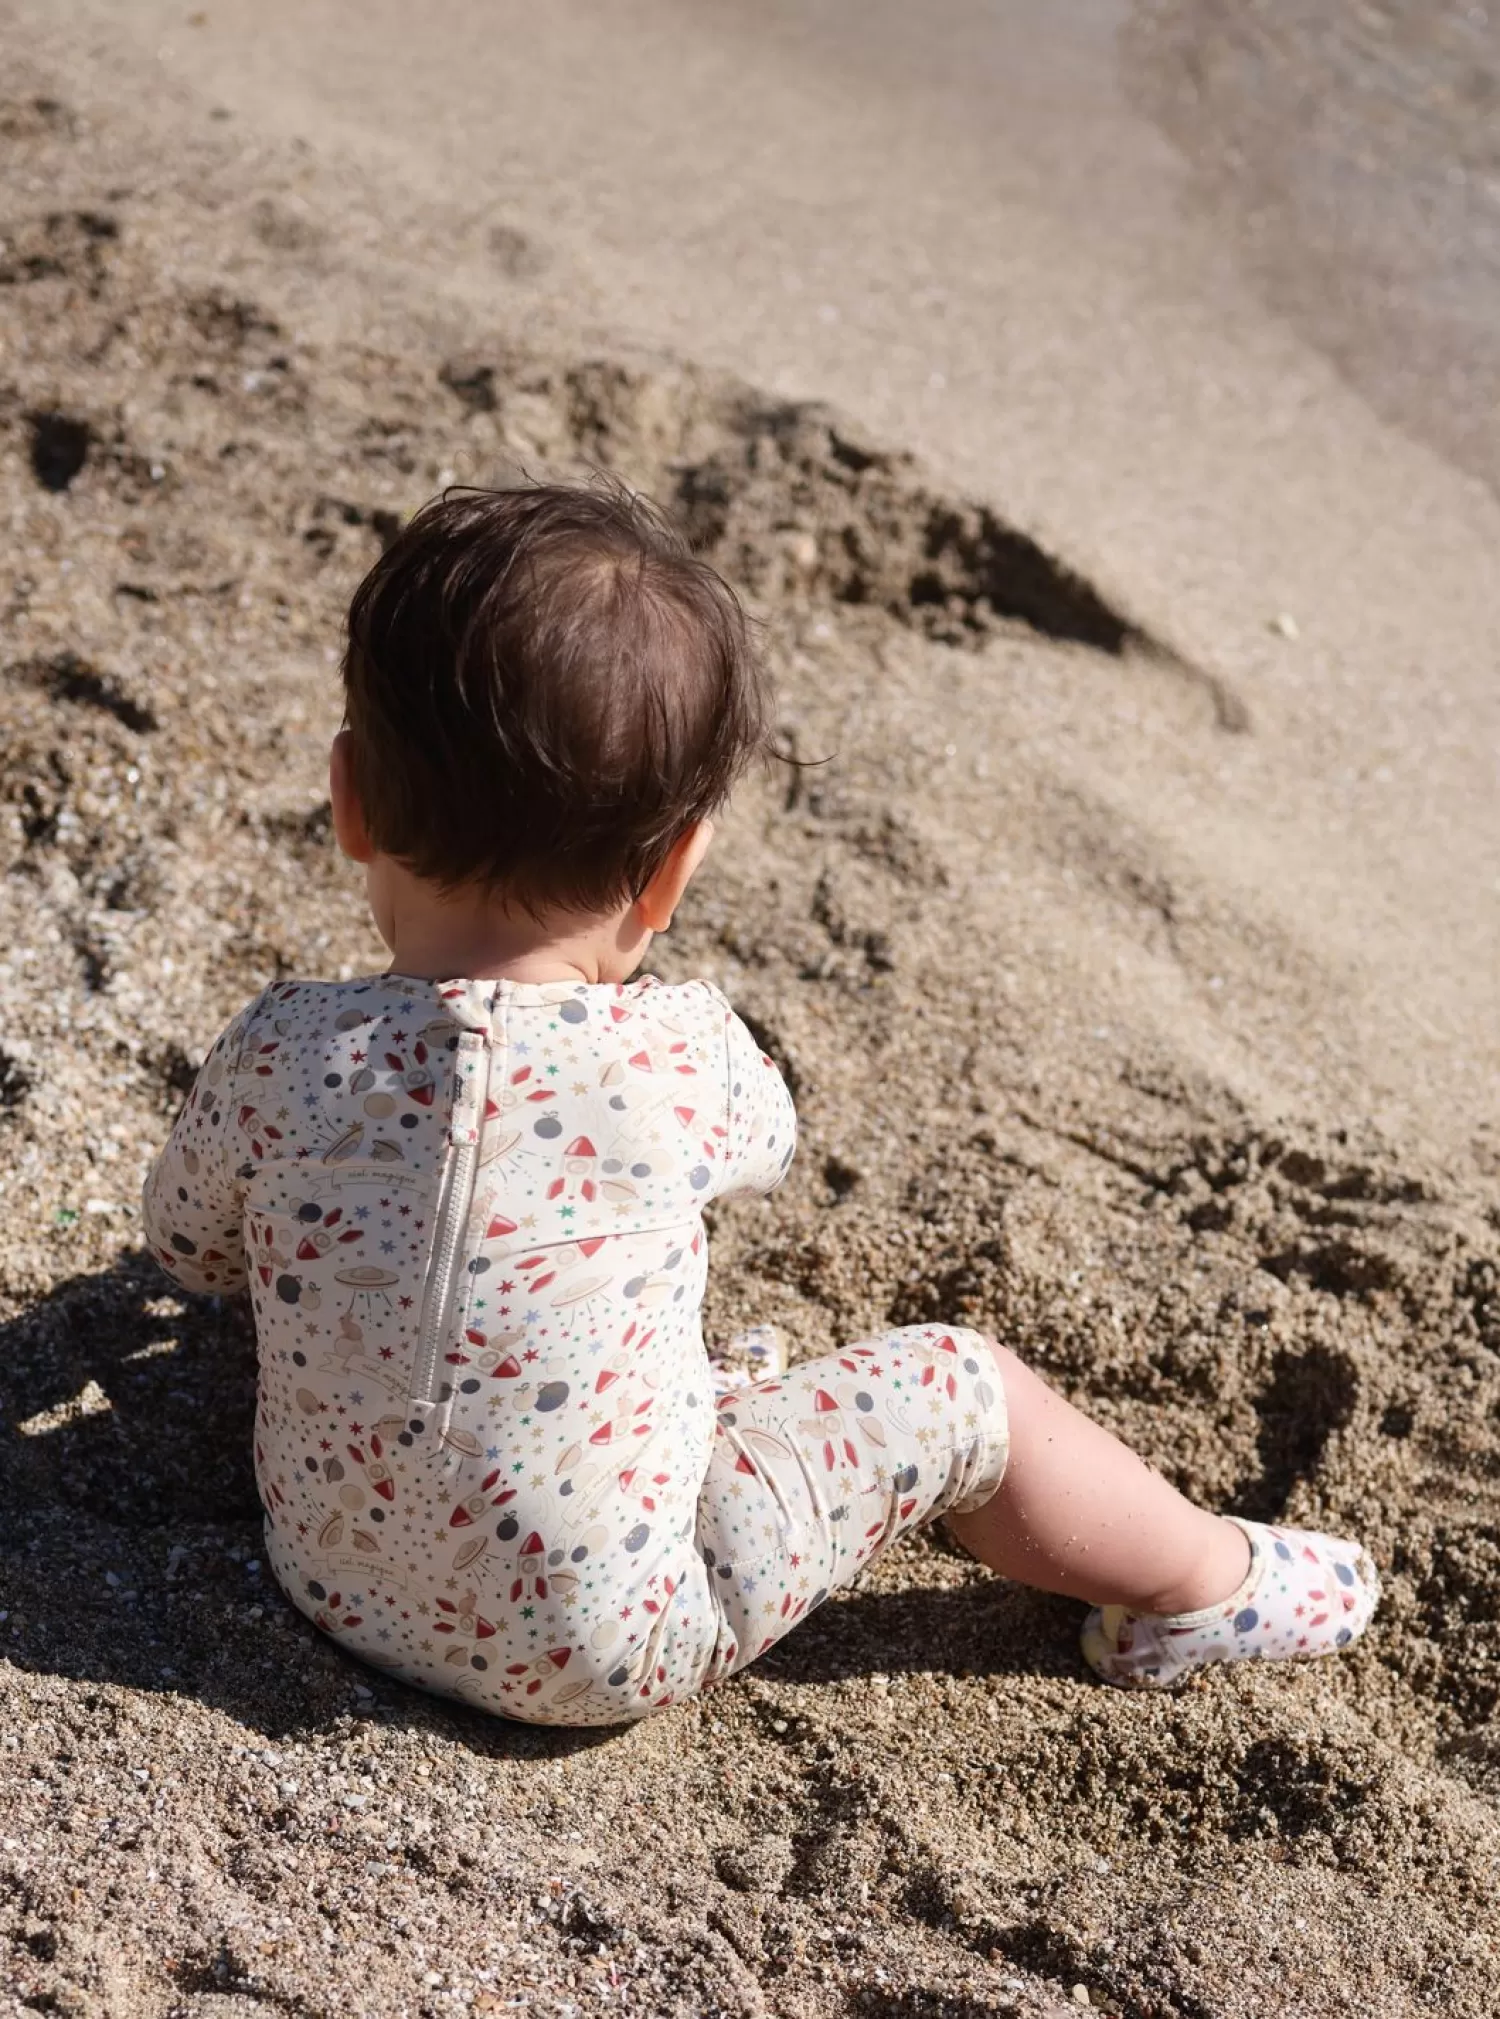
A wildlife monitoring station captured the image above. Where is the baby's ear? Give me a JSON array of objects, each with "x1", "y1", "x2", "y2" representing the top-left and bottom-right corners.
[
  {"x1": 637, "y1": 820, "x2": 714, "y2": 932},
  {"x1": 329, "y1": 729, "x2": 375, "y2": 864}
]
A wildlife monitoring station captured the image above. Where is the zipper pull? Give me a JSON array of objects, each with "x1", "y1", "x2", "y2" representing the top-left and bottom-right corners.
[{"x1": 448, "y1": 1029, "x2": 488, "y2": 1146}]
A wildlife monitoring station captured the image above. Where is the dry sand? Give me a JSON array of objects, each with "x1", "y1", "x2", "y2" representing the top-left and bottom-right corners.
[{"x1": 2, "y1": 4, "x2": 1499, "y2": 2016}]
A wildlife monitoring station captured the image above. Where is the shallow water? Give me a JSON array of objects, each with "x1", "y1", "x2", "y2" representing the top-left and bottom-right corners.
[
  {"x1": 763, "y1": 0, "x2": 1500, "y2": 487},
  {"x1": 1128, "y1": 0, "x2": 1500, "y2": 487},
  {"x1": 698, "y1": 0, "x2": 1500, "y2": 486}
]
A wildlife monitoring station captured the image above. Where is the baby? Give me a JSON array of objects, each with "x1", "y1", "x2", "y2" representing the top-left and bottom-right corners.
[{"x1": 143, "y1": 484, "x2": 1379, "y2": 1725}]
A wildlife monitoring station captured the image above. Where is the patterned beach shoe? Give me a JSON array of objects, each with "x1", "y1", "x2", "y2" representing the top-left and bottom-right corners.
[
  {"x1": 1081, "y1": 1517, "x2": 1380, "y2": 1689},
  {"x1": 708, "y1": 1325, "x2": 786, "y2": 1392}
]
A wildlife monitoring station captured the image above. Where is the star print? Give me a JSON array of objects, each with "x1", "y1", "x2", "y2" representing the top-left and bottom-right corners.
[{"x1": 137, "y1": 974, "x2": 975, "y2": 1718}]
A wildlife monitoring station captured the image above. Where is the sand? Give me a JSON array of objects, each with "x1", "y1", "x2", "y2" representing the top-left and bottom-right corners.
[{"x1": 2, "y1": 4, "x2": 1499, "y2": 2015}]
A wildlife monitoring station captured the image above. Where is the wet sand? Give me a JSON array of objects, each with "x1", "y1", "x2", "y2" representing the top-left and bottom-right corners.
[{"x1": 2, "y1": 4, "x2": 1499, "y2": 2015}]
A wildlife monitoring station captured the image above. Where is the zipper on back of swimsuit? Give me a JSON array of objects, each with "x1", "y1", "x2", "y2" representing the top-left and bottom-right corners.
[{"x1": 408, "y1": 1023, "x2": 490, "y2": 1423}]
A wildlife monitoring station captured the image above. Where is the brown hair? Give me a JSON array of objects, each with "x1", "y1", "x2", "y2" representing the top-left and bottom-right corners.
[{"x1": 341, "y1": 483, "x2": 771, "y2": 914}]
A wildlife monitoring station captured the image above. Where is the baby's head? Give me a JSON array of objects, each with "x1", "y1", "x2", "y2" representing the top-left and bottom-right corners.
[{"x1": 331, "y1": 483, "x2": 770, "y2": 980}]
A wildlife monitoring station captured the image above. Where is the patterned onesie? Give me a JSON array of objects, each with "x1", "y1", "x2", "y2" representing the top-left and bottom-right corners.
[{"x1": 143, "y1": 974, "x2": 1009, "y2": 1725}]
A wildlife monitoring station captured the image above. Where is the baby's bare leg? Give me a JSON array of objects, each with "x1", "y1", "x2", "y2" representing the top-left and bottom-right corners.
[
  {"x1": 947, "y1": 1341, "x2": 1250, "y2": 1614},
  {"x1": 950, "y1": 1339, "x2": 1379, "y2": 1689}
]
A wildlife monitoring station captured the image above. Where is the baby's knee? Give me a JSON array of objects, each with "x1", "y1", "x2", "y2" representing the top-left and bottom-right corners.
[
  {"x1": 873, "y1": 1324, "x2": 1009, "y2": 1477},
  {"x1": 977, "y1": 1333, "x2": 1020, "y2": 1388},
  {"x1": 927, "y1": 1325, "x2": 1010, "y2": 1422}
]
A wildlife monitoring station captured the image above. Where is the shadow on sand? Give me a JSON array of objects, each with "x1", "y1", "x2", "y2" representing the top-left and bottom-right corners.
[{"x1": 0, "y1": 1252, "x2": 1077, "y2": 1753}]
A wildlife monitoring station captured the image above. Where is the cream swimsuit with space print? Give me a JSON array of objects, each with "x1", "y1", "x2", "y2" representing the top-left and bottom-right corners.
[{"x1": 143, "y1": 975, "x2": 1009, "y2": 1725}]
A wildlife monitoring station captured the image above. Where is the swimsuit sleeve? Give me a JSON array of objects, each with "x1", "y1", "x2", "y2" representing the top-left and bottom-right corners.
[
  {"x1": 711, "y1": 991, "x2": 798, "y2": 1200},
  {"x1": 140, "y1": 1005, "x2": 254, "y2": 1296}
]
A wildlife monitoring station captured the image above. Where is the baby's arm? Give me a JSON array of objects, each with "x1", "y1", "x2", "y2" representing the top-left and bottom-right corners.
[
  {"x1": 714, "y1": 996, "x2": 797, "y2": 1199},
  {"x1": 140, "y1": 1015, "x2": 251, "y2": 1296}
]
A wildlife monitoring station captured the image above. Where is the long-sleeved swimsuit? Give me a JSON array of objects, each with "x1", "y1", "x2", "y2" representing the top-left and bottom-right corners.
[{"x1": 143, "y1": 974, "x2": 1009, "y2": 1725}]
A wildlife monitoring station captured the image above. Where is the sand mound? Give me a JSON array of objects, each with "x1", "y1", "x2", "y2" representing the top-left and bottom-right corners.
[{"x1": 2, "y1": 56, "x2": 1499, "y2": 2019}]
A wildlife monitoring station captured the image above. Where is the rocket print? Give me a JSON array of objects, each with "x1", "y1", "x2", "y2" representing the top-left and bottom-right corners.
[{"x1": 143, "y1": 975, "x2": 1009, "y2": 1727}]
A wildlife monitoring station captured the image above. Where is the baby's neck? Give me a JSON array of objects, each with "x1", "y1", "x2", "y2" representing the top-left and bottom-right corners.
[{"x1": 375, "y1": 861, "x2": 647, "y2": 986}]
